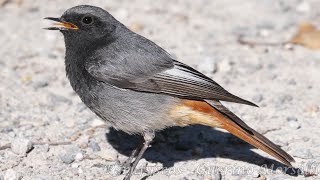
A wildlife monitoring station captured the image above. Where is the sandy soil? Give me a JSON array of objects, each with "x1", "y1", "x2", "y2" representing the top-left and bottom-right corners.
[{"x1": 0, "y1": 0, "x2": 320, "y2": 179}]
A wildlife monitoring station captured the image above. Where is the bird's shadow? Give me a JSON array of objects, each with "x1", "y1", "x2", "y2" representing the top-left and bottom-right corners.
[{"x1": 106, "y1": 125, "x2": 301, "y2": 177}]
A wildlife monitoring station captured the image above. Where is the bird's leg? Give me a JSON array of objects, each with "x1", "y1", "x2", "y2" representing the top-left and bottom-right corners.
[
  {"x1": 122, "y1": 144, "x2": 142, "y2": 169},
  {"x1": 123, "y1": 130, "x2": 155, "y2": 180}
]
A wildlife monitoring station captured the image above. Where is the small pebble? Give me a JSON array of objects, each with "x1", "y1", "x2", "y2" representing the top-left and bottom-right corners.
[
  {"x1": 48, "y1": 52, "x2": 58, "y2": 59},
  {"x1": 71, "y1": 163, "x2": 80, "y2": 168},
  {"x1": 90, "y1": 118, "x2": 105, "y2": 127},
  {"x1": 59, "y1": 146, "x2": 80, "y2": 164},
  {"x1": 89, "y1": 141, "x2": 101, "y2": 152},
  {"x1": 31, "y1": 76, "x2": 49, "y2": 89},
  {"x1": 11, "y1": 137, "x2": 33, "y2": 156},
  {"x1": 60, "y1": 153, "x2": 75, "y2": 164},
  {"x1": 74, "y1": 152, "x2": 84, "y2": 161},
  {"x1": 288, "y1": 121, "x2": 301, "y2": 129},
  {"x1": 109, "y1": 163, "x2": 122, "y2": 176},
  {"x1": 287, "y1": 117, "x2": 300, "y2": 129},
  {"x1": 8, "y1": 131, "x2": 16, "y2": 138}
]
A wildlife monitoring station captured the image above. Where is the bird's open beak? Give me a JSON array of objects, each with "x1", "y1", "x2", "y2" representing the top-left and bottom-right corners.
[{"x1": 44, "y1": 17, "x2": 79, "y2": 30}]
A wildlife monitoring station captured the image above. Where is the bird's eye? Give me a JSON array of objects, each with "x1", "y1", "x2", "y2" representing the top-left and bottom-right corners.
[{"x1": 82, "y1": 16, "x2": 93, "y2": 25}]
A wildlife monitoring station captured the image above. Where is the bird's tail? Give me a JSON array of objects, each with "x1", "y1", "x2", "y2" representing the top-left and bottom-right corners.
[{"x1": 179, "y1": 100, "x2": 295, "y2": 166}]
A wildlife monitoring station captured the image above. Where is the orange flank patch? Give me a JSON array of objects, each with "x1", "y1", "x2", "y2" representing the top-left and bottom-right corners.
[{"x1": 170, "y1": 100, "x2": 222, "y2": 127}]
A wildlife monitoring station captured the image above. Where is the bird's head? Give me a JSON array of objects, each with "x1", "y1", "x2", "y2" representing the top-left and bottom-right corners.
[{"x1": 45, "y1": 5, "x2": 120, "y2": 46}]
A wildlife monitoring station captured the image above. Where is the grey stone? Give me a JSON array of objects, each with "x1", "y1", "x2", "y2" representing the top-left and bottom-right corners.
[
  {"x1": 89, "y1": 141, "x2": 101, "y2": 152},
  {"x1": 31, "y1": 76, "x2": 49, "y2": 89},
  {"x1": 48, "y1": 53, "x2": 58, "y2": 59},
  {"x1": 59, "y1": 153, "x2": 75, "y2": 164},
  {"x1": 59, "y1": 146, "x2": 81, "y2": 164},
  {"x1": 11, "y1": 137, "x2": 33, "y2": 156}
]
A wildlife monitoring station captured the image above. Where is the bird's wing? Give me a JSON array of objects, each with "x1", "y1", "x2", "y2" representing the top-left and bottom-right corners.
[{"x1": 85, "y1": 58, "x2": 256, "y2": 106}]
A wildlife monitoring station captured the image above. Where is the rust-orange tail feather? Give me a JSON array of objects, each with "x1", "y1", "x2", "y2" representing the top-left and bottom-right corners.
[{"x1": 180, "y1": 100, "x2": 295, "y2": 166}]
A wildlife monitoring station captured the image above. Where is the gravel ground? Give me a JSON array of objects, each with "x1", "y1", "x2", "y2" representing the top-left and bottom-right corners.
[{"x1": 1, "y1": 0, "x2": 320, "y2": 179}]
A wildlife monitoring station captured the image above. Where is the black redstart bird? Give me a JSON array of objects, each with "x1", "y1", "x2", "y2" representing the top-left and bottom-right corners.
[{"x1": 45, "y1": 5, "x2": 295, "y2": 180}]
